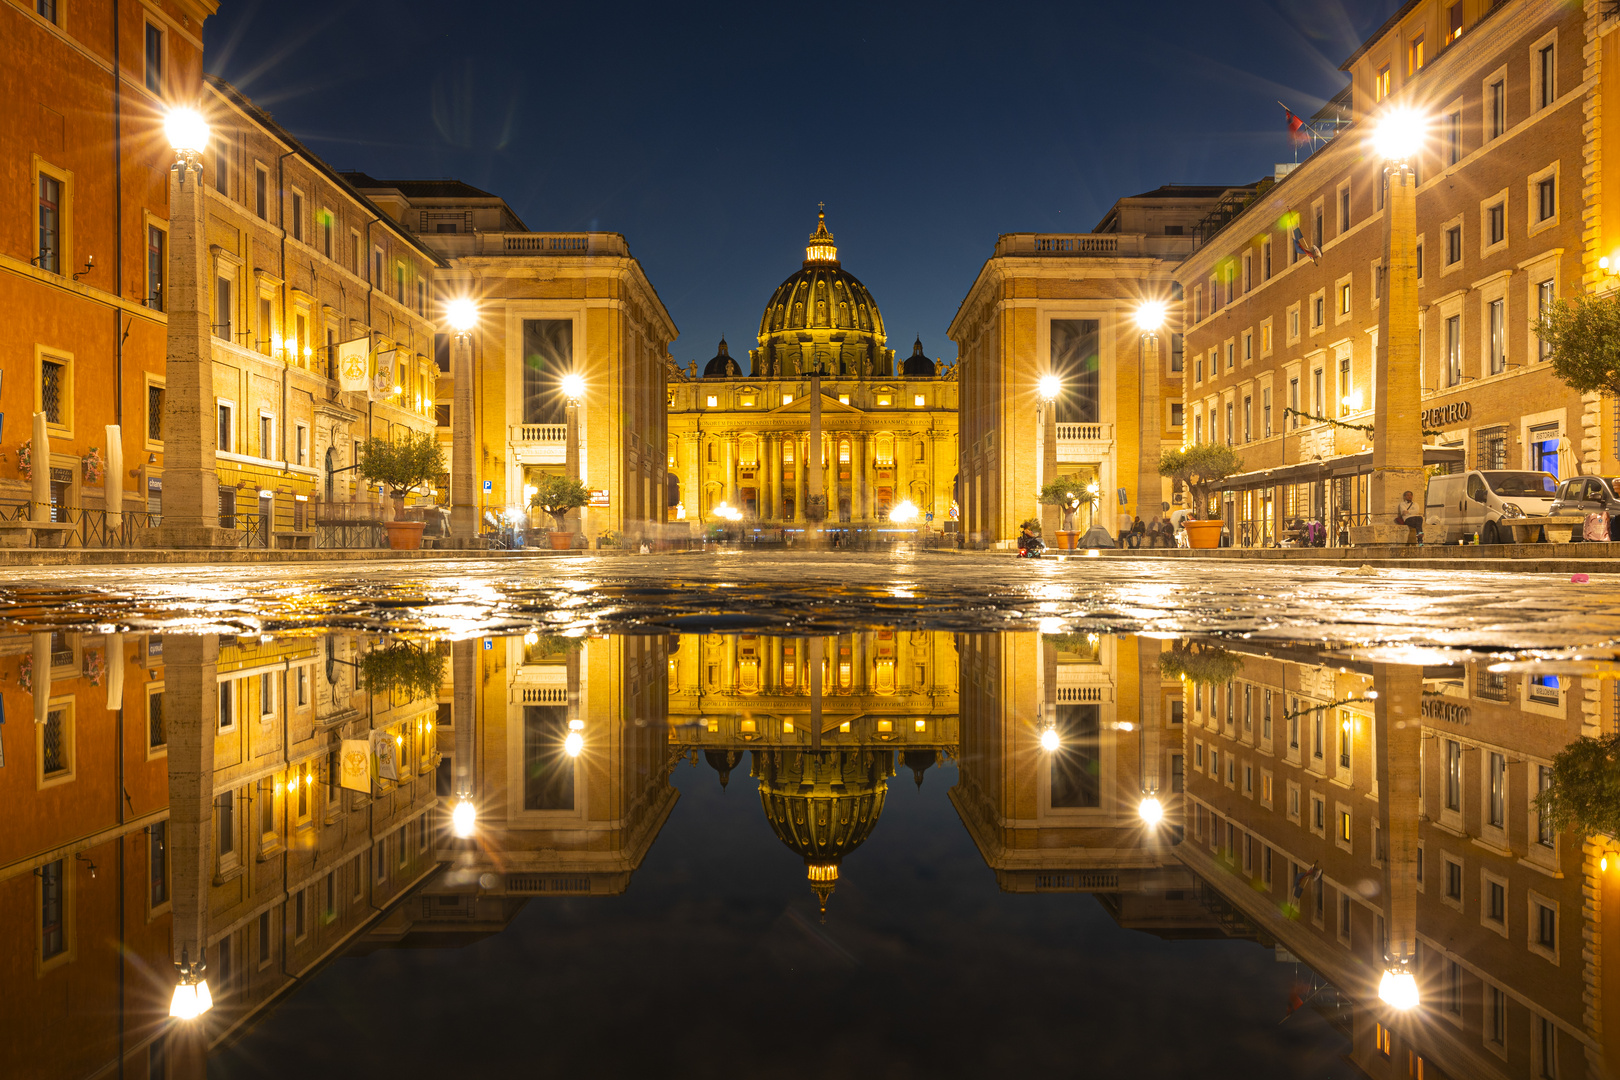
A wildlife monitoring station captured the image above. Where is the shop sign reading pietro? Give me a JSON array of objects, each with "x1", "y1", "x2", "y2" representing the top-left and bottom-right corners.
[{"x1": 1421, "y1": 401, "x2": 1471, "y2": 429}]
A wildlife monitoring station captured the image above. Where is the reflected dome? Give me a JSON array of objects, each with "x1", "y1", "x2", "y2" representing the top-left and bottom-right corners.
[{"x1": 754, "y1": 747, "x2": 893, "y2": 918}]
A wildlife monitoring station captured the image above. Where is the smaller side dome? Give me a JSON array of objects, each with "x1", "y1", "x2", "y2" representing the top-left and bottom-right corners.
[
  {"x1": 703, "y1": 337, "x2": 742, "y2": 378},
  {"x1": 903, "y1": 748, "x2": 937, "y2": 789},
  {"x1": 704, "y1": 748, "x2": 745, "y2": 790},
  {"x1": 901, "y1": 338, "x2": 935, "y2": 377}
]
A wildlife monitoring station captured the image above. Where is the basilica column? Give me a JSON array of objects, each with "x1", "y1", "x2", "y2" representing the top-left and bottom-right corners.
[
  {"x1": 764, "y1": 433, "x2": 778, "y2": 523},
  {"x1": 723, "y1": 435, "x2": 735, "y2": 510},
  {"x1": 793, "y1": 434, "x2": 806, "y2": 524},
  {"x1": 685, "y1": 432, "x2": 700, "y2": 524}
]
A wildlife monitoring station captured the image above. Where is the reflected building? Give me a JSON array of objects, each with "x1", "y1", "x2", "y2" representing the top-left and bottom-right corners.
[
  {"x1": 0, "y1": 630, "x2": 440, "y2": 1078},
  {"x1": 1177, "y1": 639, "x2": 1620, "y2": 1078},
  {"x1": 951, "y1": 632, "x2": 1197, "y2": 917},
  {"x1": 378, "y1": 633, "x2": 676, "y2": 944},
  {"x1": 669, "y1": 631, "x2": 960, "y2": 914}
]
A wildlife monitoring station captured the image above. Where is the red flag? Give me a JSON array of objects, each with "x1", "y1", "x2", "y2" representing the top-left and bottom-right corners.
[{"x1": 1280, "y1": 102, "x2": 1311, "y2": 144}]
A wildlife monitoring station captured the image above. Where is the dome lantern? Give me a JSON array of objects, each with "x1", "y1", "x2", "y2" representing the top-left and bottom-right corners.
[{"x1": 804, "y1": 204, "x2": 839, "y2": 267}]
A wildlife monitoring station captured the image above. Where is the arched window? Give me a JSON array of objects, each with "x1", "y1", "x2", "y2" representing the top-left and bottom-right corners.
[
  {"x1": 838, "y1": 440, "x2": 851, "y2": 465},
  {"x1": 875, "y1": 434, "x2": 893, "y2": 465}
]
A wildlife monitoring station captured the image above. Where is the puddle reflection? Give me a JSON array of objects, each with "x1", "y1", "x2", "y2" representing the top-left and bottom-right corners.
[{"x1": 4, "y1": 628, "x2": 1615, "y2": 1078}]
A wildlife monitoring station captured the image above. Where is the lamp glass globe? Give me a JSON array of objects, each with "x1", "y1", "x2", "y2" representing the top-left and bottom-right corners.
[
  {"x1": 445, "y1": 298, "x2": 477, "y2": 333},
  {"x1": 1138, "y1": 796, "x2": 1164, "y2": 826},
  {"x1": 451, "y1": 797, "x2": 477, "y2": 838},
  {"x1": 1378, "y1": 968, "x2": 1419, "y2": 1010},
  {"x1": 1373, "y1": 108, "x2": 1425, "y2": 162},
  {"x1": 163, "y1": 107, "x2": 210, "y2": 155},
  {"x1": 1136, "y1": 300, "x2": 1167, "y2": 332}
]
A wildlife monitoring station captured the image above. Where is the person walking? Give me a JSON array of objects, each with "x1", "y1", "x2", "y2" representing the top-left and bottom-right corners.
[{"x1": 1395, "y1": 489, "x2": 1422, "y2": 544}]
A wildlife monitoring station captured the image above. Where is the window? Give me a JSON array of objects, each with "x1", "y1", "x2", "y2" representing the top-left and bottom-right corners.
[
  {"x1": 1446, "y1": 959, "x2": 1463, "y2": 1014},
  {"x1": 259, "y1": 671, "x2": 276, "y2": 717},
  {"x1": 1445, "y1": 858, "x2": 1463, "y2": 902},
  {"x1": 1538, "y1": 765, "x2": 1556, "y2": 846},
  {"x1": 215, "y1": 275, "x2": 232, "y2": 340},
  {"x1": 1445, "y1": 315, "x2": 1462, "y2": 387},
  {"x1": 1538, "y1": 1015, "x2": 1560, "y2": 1078},
  {"x1": 148, "y1": 821, "x2": 169, "y2": 907},
  {"x1": 40, "y1": 706, "x2": 71, "y2": 780},
  {"x1": 255, "y1": 167, "x2": 267, "y2": 219},
  {"x1": 41, "y1": 859, "x2": 66, "y2": 959},
  {"x1": 1313, "y1": 294, "x2": 1324, "y2": 328},
  {"x1": 1243, "y1": 396, "x2": 1252, "y2": 442},
  {"x1": 259, "y1": 414, "x2": 273, "y2": 459},
  {"x1": 296, "y1": 423, "x2": 309, "y2": 466},
  {"x1": 324, "y1": 213, "x2": 335, "y2": 259},
  {"x1": 144, "y1": 22, "x2": 163, "y2": 95},
  {"x1": 146, "y1": 225, "x2": 165, "y2": 310},
  {"x1": 291, "y1": 191, "x2": 305, "y2": 243},
  {"x1": 37, "y1": 172, "x2": 62, "y2": 274},
  {"x1": 1338, "y1": 891, "x2": 1352, "y2": 942},
  {"x1": 148, "y1": 383, "x2": 165, "y2": 443},
  {"x1": 1288, "y1": 378, "x2": 1299, "y2": 429},
  {"x1": 40, "y1": 355, "x2": 68, "y2": 426},
  {"x1": 1535, "y1": 901, "x2": 1557, "y2": 950},
  {"x1": 395, "y1": 263, "x2": 405, "y2": 303},
  {"x1": 1538, "y1": 175, "x2": 1556, "y2": 222},
  {"x1": 1448, "y1": 2, "x2": 1463, "y2": 41},
  {"x1": 1444, "y1": 739, "x2": 1462, "y2": 810},
  {"x1": 294, "y1": 890, "x2": 306, "y2": 939},
  {"x1": 1169, "y1": 402, "x2": 1183, "y2": 427},
  {"x1": 1538, "y1": 279, "x2": 1556, "y2": 360},
  {"x1": 216, "y1": 790, "x2": 236, "y2": 859},
  {"x1": 1486, "y1": 877, "x2": 1506, "y2": 924},
  {"x1": 1487, "y1": 202, "x2": 1504, "y2": 245},
  {"x1": 1487, "y1": 984, "x2": 1507, "y2": 1046},
  {"x1": 1489, "y1": 79, "x2": 1506, "y2": 139},
  {"x1": 1409, "y1": 35, "x2": 1425, "y2": 74},
  {"x1": 1261, "y1": 388, "x2": 1272, "y2": 437},
  {"x1": 1488, "y1": 751, "x2": 1506, "y2": 826},
  {"x1": 148, "y1": 687, "x2": 165, "y2": 749},
  {"x1": 217, "y1": 403, "x2": 234, "y2": 454},
  {"x1": 1446, "y1": 110, "x2": 1462, "y2": 165},
  {"x1": 1224, "y1": 401, "x2": 1233, "y2": 446},
  {"x1": 1263, "y1": 241, "x2": 1272, "y2": 280},
  {"x1": 37, "y1": 0, "x2": 57, "y2": 23},
  {"x1": 1445, "y1": 225, "x2": 1462, "y2": 265},
  {"x1": 259, "y1": 910, "x2": 271, "y2": 966},
  {"x1": 1375, "y1": 64, "x2": 1391, "y2": 101},
  {"x1": 1488, "y1": 299, "x2": 1505, "y2": 374},
  {"x1": 219, "y1": 678, "x2": 235, "y2": 729},
  {"x1": 214, "y1": 138, "x2": 229, "y2": 196},
  {"x1": 1339, "y1": 282, "x2": 1350, "y2": 316},
  {"x1": 1539, "y1": 43, "x2": 1556, "y2": 109},
  {"x1": 1226, "y1": 342, "x2": 1235, "y2": 371},
  {"x1": 1312, "y1": 369, "x2": 1324, "y2": 417},
  {"x1": 1375, "y1": 1021, "x2": 1392, "y2": 1056},
  {"x1": 1416, "y1": 241, "x2": 1423, "y2": 279}
]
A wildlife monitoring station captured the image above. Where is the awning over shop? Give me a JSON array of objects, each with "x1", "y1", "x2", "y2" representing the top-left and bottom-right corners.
[{"x1": 1210, "y1": 446, "x2": 1466, "y2": 493}]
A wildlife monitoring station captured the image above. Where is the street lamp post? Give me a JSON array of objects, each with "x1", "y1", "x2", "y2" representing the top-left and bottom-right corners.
[
  {"x1": 1136, "y1": 300, "x2": 1168, "y2": 528},
  {"x1": 1036, "y1": 374, "x2": 1060, "y2": 536},
  {"x1": 158, "y1": 107, "x2": 228, "y2": 548},
  {"x1": 1369, "y1": 109, "x2": 1427, "y2": 544},
  {"x1": 1374, "y1": 661, "x2": 1423, "y2": 1013},
  {"x1": 446, "y1": 300, "x2": 477, "y2": 542},
  {"x1": 562, "y1": 373, "x2": 585, "y2": 538}
]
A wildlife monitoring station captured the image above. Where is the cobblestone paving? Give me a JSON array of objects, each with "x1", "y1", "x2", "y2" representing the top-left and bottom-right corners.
[{"x1": 0, "y1": 551, "x2": 1614, "y2": 661}]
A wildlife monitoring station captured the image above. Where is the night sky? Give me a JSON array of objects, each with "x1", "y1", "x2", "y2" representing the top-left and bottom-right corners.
[{"x1": 203, "y1": 0, "x2": 1402, "y2": 366}]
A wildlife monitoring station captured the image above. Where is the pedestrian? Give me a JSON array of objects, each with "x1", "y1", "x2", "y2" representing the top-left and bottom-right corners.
[
  {"x1": 1395, "y1": 489, "x2": 1422, "y2": 544},
  {"x1": 1017, "y1": 523, "x2": 1045, "y2": 558},
  {"x1": 1127, "y1": 516, "x2": 1146, "y2": 548},
  {"x1": 1117, "y1": 511, "x2": 1135, "y2": 547}
]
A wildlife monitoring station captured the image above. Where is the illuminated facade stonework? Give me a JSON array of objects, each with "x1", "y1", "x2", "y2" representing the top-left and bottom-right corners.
[{"x1": 667, "y1": 214, "x2": 959, "y2": 528}]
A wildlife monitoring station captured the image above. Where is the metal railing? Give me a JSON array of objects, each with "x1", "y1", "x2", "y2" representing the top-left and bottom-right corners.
[
  {"x1": 0, "y1": 501, "x2": 163, "y2": 548},
  {"x1": 315, "y1": 522, "x2": 387, "y2": 549}
]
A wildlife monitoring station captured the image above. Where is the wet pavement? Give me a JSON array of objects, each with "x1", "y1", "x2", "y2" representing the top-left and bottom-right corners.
[
  {"x1": 0, "y1": 550, "x2": 1614, "y2": 657},
  {"x1": 6, "y1": 553, "x2": 1620, "y2": 1079}
]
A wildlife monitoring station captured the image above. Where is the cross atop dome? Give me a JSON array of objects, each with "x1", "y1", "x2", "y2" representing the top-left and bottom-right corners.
[{"x1": 805, "y1": 205, "x2": 839, "y2": 266}]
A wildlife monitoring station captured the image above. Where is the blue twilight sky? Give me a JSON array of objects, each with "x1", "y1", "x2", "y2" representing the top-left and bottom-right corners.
[{"x1": 203, "y1": 0, "x2": 1403, "y2": 368}]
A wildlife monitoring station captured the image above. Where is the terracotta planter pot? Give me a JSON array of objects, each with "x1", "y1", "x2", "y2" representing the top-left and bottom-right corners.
[
  {"x1": 385, "y1": 521, "x2": 425, "y2": 550},
  {"x1": 549, "y1": 531, "x2": 575, "y2": 550},
  {"x1": 1184, "y1": 519, "x2": 1224, "y2": 549},
  {"x1": 1054, "y1": 531, "x2": 1077, "y2": 550}
]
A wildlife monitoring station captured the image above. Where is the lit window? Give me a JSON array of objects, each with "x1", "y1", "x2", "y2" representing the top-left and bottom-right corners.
[
  {"x1": 1375, "y1": 64, "x2": 1391, "y2": 101},
  {"x1": 705, "y1": 395, "x2": 717, "y2": 407},
  {"x1": 913, "y1": 394, "x2": 925, "y2": 406}
]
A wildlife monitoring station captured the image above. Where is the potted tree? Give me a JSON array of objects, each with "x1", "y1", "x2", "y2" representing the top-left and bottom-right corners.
[
  {"x1": 1157, "y1": 640, "x2": 1245, "y2": 685},
  {"x1": 1038, "y1": 476, "x2": 1089, "y2": 550},
  {"x1": 358, "y1": 431, "x2": 445, "y2": 550},
  {"x1": 530, "y1": 473, "x2": 592, "y2": 550},
  {"x1": 359, "y1": 639, "x2": 447, "y2": 702},
  {"x1": 1158, "y1": 444, "x2": 1244, "y2": 549}
]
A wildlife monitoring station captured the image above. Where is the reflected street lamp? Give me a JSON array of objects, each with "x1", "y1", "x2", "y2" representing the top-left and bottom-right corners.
[
  {"x1": 1379, "y1": 964, "x2": 1419, "y2": 1011},
  {"x1": 451, "y1": 795, "x2": 477, "y2": 838},
  {"x1": 1137, "y1": 795, "x2": 1164, "y2": 826},
  {"x1": 169, "y1": 950, "x2": 213, "y2": 1019}
]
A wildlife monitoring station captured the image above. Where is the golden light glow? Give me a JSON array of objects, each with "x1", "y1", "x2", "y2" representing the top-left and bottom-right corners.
[
  {"x1": 1138, "y1": 796, "x2": 1164, "y2": 826},
  {"x1": 1038, "y1": 374, "x2": 1061, "y2": 401},
  {"x1": 561, "y1": 373, "x2": 586, "y2": 400},
  {"x1": 1039, "y1": 726, "x2": 1060, "y2": 752},
  {"x1": 445, "y1": 298, "x2": 477, "y2": 333},
  {"x1": 1372, "y1": 107, "x2": 1425, "y2": 162},
  {"x1": 807, "y1": 862, "x2": 839, "y2": 883},
  {"x1": 1378, "y1": 968, "x2": 1419, "y2": 1010},
  {"x1": 164, "y1": 107, "x2": 211, "y2": 156},
  {"x1": 451, "y1": 797, "x2": 476, "y2": 838},
  {"x1": 564, "y1": 731, "x2": 584, "y2": 757},
  {"x1": 889, "y1": 499, "x2": 919, "y2": 524},
  {"x1": 1136, "y1": 299, "x2": 1168, "y2": 333}
]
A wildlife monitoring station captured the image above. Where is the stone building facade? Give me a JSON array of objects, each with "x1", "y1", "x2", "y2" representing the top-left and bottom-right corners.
[
  {"x1": 1174, "y1": 0, "x2": 1615, "y2": 545},
  {"x1": 347, "y1": 176, "x2": 676, "y2": 542},
  {"x1": 949, "y1": 186, "x2": 1249, "y2": 546}
]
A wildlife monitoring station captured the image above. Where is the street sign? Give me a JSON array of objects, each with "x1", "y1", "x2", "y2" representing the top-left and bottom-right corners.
[
  {"x1": 589, "y1": 489, "x2": 610, "y2": 507},
  {"x1": 482, "y1": 480, "x2": 493, "y2": 494}
]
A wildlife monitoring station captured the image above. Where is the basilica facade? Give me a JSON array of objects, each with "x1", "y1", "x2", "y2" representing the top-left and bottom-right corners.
[{"x1": 667, "y1": 213, "x2": 959, "y2": 528}]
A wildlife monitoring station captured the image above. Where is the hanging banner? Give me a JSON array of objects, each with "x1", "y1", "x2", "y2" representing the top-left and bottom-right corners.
[
  {"x1": 372, "y1": 729, "x2": 400, "y2": 781},
  {"x1": 339, "y1": 739, "x2": 372, "y2": 792},
  {"x1": 371, "y1": 349, "x2": 398, "y2": 401},
  {"x1": 336, "y1": 337, "x2": 371, "y2": 393}
]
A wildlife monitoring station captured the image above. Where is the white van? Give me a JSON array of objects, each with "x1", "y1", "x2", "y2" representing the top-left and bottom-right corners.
[{"x1": 1422, "y1": 470, "x2": 1559, "y2": 544}]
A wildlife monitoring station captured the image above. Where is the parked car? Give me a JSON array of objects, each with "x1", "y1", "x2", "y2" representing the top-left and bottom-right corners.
[
  {"x1": 1422, "y1": 470, "x2": 1559, "y2": 545},
  {"x1": 1550, "y1": 475, "x2": 1620, "y2": 540}
]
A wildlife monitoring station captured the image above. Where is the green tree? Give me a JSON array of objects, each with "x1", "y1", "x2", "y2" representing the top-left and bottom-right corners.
[
  {"x1": 529, "y1": 473, "x2": 592, "y2": 532},
  {"x1": 1534, "y1": 731, "x2": 1620, "y2": 840},
  {"x1": 357, "y1": 431, "x2": 445, "y2": 502},
  {"x1": 1038, "y1": 475, "x2": 1091, "y2": 530},
  {"x1": 1157, "y1": 641, "x2": 1245, "y2": 686},
  {"x1": 1159, "y1": 444, "x2": 1244, "y2": 518},
  {"x1": 359, "y1": 641, "x2": 446, "y2": 702},
  {"x1": 1539, "y1": 293, "x2": 1620, "y2": 400}
]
